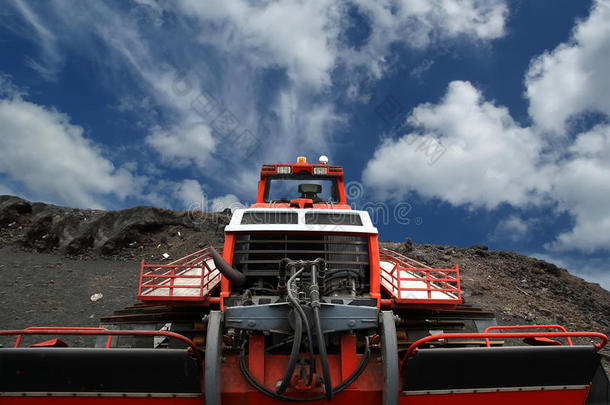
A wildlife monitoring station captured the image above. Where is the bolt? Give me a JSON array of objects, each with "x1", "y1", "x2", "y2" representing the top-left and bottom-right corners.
[
  {"x1": 247, "y1": 320, "x2": 257, "y2": 327},
  {"x1": 347, "y1": 320, "x2": 356, "y2": 327}
]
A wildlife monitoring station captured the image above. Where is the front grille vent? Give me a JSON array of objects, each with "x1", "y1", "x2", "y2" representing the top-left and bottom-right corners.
[{"x1": 233, "y1": 233, "x2": 369, "y2": 278}]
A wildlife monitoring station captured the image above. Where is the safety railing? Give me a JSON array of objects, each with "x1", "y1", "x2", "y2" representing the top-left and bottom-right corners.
[
  {"x1": 137, "y1": 246, "x2": 221, "y2": 302},
  {"x1": 1, "y1": 327, "x2": 202, "y2": 365},
  {"x1": 379, "y1": 249, "x2": 461, "y2": 305},
  {"x1": 13, "y1": 327, "x2": 113, "y2": 348},
  {"x1": 401, "y1": 329, "x2": 608, "y2": 370},
  {"x1": 484, "y1": 324, "x2": 573, "y2": 347}
]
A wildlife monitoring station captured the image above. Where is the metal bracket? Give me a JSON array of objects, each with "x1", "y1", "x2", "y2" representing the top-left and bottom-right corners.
[{"x1": 224, "y1": 302, "x2": 378, "y2": 334}]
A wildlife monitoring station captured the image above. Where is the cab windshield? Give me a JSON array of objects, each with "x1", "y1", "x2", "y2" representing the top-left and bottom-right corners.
[{"x1": 264, "y1": 174, "x2": 339, "y2": 203}]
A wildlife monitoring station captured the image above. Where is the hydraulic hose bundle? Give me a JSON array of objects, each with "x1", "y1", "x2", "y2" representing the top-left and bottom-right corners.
[{"x1": 239, "y1": 259, "x2": 371, "y2": 401}]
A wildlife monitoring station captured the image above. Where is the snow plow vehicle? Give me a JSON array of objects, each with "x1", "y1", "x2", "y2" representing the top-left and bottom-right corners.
[{"x1": 1, "y1": 156, "x2": 608, "y2": 404}]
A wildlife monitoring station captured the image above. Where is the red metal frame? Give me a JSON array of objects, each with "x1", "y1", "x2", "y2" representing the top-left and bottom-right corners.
[
  {"x1": 379, "y1": 249, "x2": 461, "y2": 306},
  {"x1": 252, "y1": 160, "x2": 350, "y2": 209},
  {"x1": 0, "y1": 328, "x2": 202, "y2": 365},
  {"x1": 138, "y1": 247, "x2": 221, "y2": 302}
]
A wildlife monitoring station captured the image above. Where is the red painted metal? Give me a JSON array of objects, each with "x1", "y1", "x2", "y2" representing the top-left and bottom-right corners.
[
  {"x1": 399, "y1": 386, "x2": 591, "y2": 405},
  {"x1": 368, "y1": 236, "x2": 381, "y2": 306},
  {"x1": 484, "y1": 324, "x2": 573, "y2": 346},
  {"x1": 252, "y1": 160, "x2": 350, "y2": 209},
  {"x1": 340, "y1": 334, "x2": 358, "y2": 389},
  {"x1": 379, "y1": 249, "x2": 461, "y2": 307},
  {"x1": 1, "y1": 328, "x2": 203, "y2": 365},
  {"x1": 220, "y1": 233, "x2": 237, "y2": 310},
  {"x1": 249, "y1": 335, "x2": 266, "y2": 382},
  {"x1": 138, "y1": 246, "x2": 221, "y2": 302},
  {"x1": 221, "y1": 347, "x2": 382, "y2": 403},
  {"x1": 28, "y1": 338, "x2": 68, "y2": 347}
]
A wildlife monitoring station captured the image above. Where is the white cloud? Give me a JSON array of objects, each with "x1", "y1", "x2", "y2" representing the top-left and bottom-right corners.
[
  {"x1": 363, "y1": 81, "x2": 551, "y2": 209},
  {"x1": 363, "y1": 80, "x2": 610, "y2": 253},
  {"x1": 525, "y1": 0, "x2": 610, "y2": 133},
  {"x1": 175, "y1": 179, "x2": 205, "y2": 209},
  {"x1": 5, "y1": 0, "x2": 62, "y2": 80},
  {"x1": 494, "y1": 215, "x2": 533, "y2": 242},
  {"x1": 0, "y1": 94, "x2": 141, "y2": 208},
  {"x1": 345, "y1": 0, "x2": 508, "y2": 77},
  {"x1": 176, "y1": 0, "x2": 508, "y2": 88},
  {"x1": 211, "y1": 194, "x2": 245, "y2": 212},
  {"x1": 176, "y1": 0, "x2": 343, "y2": 90},
  {"x1": 549, "y1": 124, "x2": 610, "y2": 251},
  {"x1": 146, "y1": 123, "x2": 216, "y2": 169},
  {"x1": 364, "y1": 1, "x2": 610, "y2": 255}
]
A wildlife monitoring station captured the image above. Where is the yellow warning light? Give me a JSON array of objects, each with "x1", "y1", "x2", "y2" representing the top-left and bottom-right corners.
[{"x1": 297, "y1": 156, "x2": 306, "y2": 164}]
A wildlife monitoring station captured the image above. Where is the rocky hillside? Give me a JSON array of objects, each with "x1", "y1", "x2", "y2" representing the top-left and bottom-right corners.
[
  {"x1": 0, "y1": 195, "x2": 230, "y2": 261},
  {"x1": 1, "y1": 195, "x2": 608, "y2": 364}
]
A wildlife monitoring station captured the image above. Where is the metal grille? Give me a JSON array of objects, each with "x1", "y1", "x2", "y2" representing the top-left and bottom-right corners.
[{"x1": 233, "y1": 233, "x2": 369, "y2": 277}]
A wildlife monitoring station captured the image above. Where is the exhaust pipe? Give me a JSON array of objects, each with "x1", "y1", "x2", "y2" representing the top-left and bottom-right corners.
[{"x1": 210, "y1": 247, "x2": 246, "y2": 286}]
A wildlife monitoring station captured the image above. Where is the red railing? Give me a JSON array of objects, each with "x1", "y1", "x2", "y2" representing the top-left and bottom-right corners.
[
  {"x1": 484, "y1": 324, "x2": 573, "y2": 346},
  {"x1": 1, "y1": 328, "x2": 202, "y2": 365},
  {"x1": 402, "y1": 329, "x2": 608, "y2": 370},
  {"x1": 13, "y1": 327, "x2": 113, "y2": 348},
  {"x1": 138, "y1": 246, "x2": 221, "y2": 302},
  {"x1": 379, "y1": 249, "x2": 461, "y2": 305}
]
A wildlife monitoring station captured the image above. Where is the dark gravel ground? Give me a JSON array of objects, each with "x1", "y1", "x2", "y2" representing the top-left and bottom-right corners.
[{"x1": 0, "y1": 246, "x2": 139, "y2": 347}]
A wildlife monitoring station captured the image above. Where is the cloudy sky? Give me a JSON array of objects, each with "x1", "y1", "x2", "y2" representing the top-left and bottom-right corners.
[{"x1": 1, "y1": 0, "x2": 610, "y2": 288}]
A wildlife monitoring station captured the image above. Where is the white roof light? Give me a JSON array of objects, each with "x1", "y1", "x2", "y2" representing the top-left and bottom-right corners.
[{"x1": 319, "y1": 155, "x2": 329, "y2": 164}]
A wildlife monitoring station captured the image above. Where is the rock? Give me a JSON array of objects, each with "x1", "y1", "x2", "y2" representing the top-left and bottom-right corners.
[
  {"x1": 90, "y1": 293, "x2": 103, "y2": 302},
  {"x1": 474, "y1": 249, "x2": 489, "y2": 257},
  {"x1": 470, "y1": 244, "x2": 488, "y2": 250},
  {"x1": 403, "y1": 237, "x2": 414, "y2": 252}
]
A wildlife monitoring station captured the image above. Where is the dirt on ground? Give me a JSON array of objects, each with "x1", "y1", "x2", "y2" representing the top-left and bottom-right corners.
[{"x1": 1, "y1": 195, "x2": 608, "y2": 366}]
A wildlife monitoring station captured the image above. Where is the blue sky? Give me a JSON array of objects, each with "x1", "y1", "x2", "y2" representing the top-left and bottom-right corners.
[{"x1": 1, "y1": 1, "x2": 610, "y2": 288}]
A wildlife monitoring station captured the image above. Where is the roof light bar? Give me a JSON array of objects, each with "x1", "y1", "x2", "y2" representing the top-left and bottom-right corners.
[
  {"x1": 277, "y1": 166, "x2": 292, "y2": 174},
  {"x1": 313, "y1": 167, "x2": 328, "y2": 175}
]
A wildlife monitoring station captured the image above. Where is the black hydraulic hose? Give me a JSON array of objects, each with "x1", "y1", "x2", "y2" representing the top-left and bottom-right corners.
[
  {"x1": 309, "y1": 260, "x2": 332, "y2": 401},
  {"x1": 313, "y1": 305, "x2": 332, "y2": 401},
  {"x1": 239, "y1": 337, "x2": 371, "y2": 402},
  {"x1": 209, "y1": 247, "x2": 246, "y2": 286},
  {"x1": 276, "y1": 312, "x2": 302, "y2": 394},
  {"x1": 286, "y1": 266, "x2": 315, "y2": 387},
  {"x1": 276, "y1": 305, "x2": 303, "y2": 394}
]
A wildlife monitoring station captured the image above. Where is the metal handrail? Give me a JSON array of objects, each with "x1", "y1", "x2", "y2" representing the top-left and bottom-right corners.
[
  {"x1": 379, "y1": 249, "x2": 461, "y2": 302},
  {"x1": 402, "y1": 331, "x2": 608, "y2": 370},
  {"x1": 1, "y1": 328, "x2": 202, "y2": 365},
  {"x1": 138, "y1": 246, "x2": 222, "y2": 299},
  {"x1": 14, "y1": 327, "x2": 113, "y2": 348},
  {"x1": 484, "y1": 324, "x2": 573, "y2": 346}
]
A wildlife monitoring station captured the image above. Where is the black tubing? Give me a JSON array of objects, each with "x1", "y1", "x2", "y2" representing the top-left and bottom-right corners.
[
  {"x1": 313, "y1": 305, "x2": 332, "y2": 401},
  {"x1": 239, "y1": 337, "x2": 371, "y2": 402},
  {"x1": 276, "y1": 309, "x2": 303, "y2": 394},
  {"x1": 209, "y1": 247, "x2": 246, "y2": 286},
  {"x1": 286, "y1": 266, "x2": 315, "y2": 386}
]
